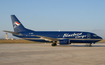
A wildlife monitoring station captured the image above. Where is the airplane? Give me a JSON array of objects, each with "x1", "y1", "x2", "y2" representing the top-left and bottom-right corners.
[{"x1": 3, "y1": 15, "x2": 102, "y2": 46}]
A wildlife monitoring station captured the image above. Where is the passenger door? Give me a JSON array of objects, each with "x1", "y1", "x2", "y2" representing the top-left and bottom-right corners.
[{"x1": 87, "y1": 33, "x2": 91, "y2": 39}]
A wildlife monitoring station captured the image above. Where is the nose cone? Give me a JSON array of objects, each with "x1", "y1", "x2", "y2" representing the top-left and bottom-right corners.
[{"x1": 98, "y1": 36, "x2": 103, "y2": 40}]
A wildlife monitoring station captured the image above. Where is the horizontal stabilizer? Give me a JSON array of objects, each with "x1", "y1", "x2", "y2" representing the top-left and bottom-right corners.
[{"x1": 3, "y1": 30, "x2": 20, "y2": 34}]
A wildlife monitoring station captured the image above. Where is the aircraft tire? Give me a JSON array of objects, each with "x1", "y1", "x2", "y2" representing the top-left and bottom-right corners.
[
  {"x1": 51, "y1": 43, "x2": 57, "y2": 46},
  {"x1": 89, "y1": 43, "x2": 92, "y2": 47}
]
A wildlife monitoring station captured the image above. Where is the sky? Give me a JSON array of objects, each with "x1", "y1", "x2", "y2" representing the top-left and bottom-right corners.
[{"x1": 0, "y1": 0, "x2": 105, "y2": 39}]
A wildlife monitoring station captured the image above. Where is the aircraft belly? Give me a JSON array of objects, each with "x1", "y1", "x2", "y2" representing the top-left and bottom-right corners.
[{"x1": 70, "y1": 39, "x2": 100, "y2": 43}]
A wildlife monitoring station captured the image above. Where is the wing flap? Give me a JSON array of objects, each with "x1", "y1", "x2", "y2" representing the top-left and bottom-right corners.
[{"x1": 34, "y1": 35, "x2": 59, "y2": 41}]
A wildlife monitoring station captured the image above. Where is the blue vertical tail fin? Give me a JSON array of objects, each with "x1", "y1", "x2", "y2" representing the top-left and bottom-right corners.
[{"x1": 11, "y1": 15, "x2": 27, "y2": 32}]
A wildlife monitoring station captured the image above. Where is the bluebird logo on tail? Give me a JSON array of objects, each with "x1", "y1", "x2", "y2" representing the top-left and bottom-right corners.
[
  {"x1": 13, "y1": 21, "x2": 20, "y2": 28},
  {"x1": 15, "y1": 22, "x2": 20, "y2": 26}
]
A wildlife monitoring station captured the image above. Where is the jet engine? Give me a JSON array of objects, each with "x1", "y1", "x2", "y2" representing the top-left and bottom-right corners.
[{"x1": 59, "y1": 39, "x2": 70, "y2": 45}]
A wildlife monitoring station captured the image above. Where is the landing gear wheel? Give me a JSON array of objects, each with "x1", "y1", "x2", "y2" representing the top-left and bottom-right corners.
[
  {"x1": 51, "y1": 43, "x2": 57, "y2": 46},
  {"x1": 89, "y1": 43, "x2": 92, "y2": 47},
  {"x1": 85, "y1": 43, "x2": 92, "y2": 47}
]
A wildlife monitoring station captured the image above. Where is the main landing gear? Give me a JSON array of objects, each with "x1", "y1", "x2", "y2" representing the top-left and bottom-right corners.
[
  {"x1": 51, "y1": 41, "x2": 57, "y2": 46},
  {"x1": 89, "y1": 43, "x2": 92, "y2": 47}
]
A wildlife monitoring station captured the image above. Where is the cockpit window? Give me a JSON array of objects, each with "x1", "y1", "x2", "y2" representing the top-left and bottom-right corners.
[{"x1": 93, "y1": 35, "x2": 97, "y2": 37}]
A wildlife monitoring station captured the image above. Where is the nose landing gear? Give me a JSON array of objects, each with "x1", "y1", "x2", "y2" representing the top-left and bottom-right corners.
[{"x1": 86, "y1": 43, "x2": 92, "y2": 47}]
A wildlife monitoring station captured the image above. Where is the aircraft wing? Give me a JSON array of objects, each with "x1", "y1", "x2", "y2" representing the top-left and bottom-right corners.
[
  {"x1": 3, "y1": 30, "x2": 59, "y2": 41},
  {"x1": 34, "y1": 35, "x2": 59, "y2": 41},
  {"x1": 3, "y1": 30, "x2": 20, "y2": 35}
]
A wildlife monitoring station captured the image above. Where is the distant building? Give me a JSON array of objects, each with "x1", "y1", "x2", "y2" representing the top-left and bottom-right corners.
[{"x1": 5, "y1": 33, "x2": 9, "y2": 40}]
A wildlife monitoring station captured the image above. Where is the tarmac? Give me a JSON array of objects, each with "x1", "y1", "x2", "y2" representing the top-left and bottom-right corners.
[{"x1": 0, "y1": 43, "x2": 105, "y2": 65}]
